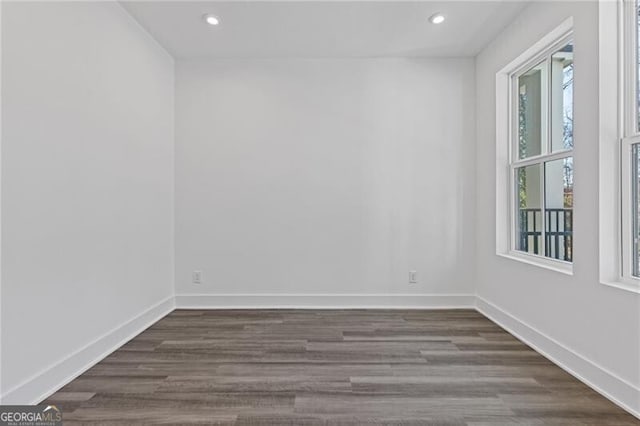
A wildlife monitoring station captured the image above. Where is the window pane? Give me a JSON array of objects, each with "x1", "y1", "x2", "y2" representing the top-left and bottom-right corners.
[
  {"x1": 516, "y1": 164, "x2": 542, "y2": 255},
  {"x1": 518, "y1": 62, "x2": 546, "y2": 159},
  {"x1": 632, "y1": 145, "x2": 640, "y2": 276},
  {"x1": 551, "y1": 43, "x2": 574, "y2": 152},
  {"x1": 544, "y1": 157, "x2": 573, "y2": 262}
]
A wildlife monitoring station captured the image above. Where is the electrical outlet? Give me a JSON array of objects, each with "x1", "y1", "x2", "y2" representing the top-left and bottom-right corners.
[
  {"x1": 409, "y1": 270, "x2": 417, "y2": 283},
  {"x1": 192, "y1": 270, "x2": 202, "y2": 284}
]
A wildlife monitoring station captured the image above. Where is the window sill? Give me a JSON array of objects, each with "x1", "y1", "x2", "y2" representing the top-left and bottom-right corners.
[
  {"x1": 497, "y1": 251, "x2": 574, "y2": 276},
  {"x1": 600, "y1": 279, "x2": 640, "y2": 294}
]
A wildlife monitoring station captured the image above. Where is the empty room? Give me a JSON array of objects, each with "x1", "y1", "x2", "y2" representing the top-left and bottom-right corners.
[{"x1": 1, "y1": 0, "x2": 639, "y2": 424}]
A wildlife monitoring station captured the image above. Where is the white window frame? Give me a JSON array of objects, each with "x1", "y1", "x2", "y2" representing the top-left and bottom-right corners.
[
  {"x1": 618, "y1": 0, "x2": 640, "y2": 290},
  {"x1": 598, "y1": 0, "x2": 640, "y2": 294},
  {"x1": 495, "y1": 18, "x2": 574, "y2": 275}
]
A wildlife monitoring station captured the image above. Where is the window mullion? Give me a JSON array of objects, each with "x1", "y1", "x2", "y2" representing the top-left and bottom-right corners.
[
  {"x1": 541, "y1": 55, "x2": 553, "y2": 257},
  {"x1": 545, "y1": 56, "x2": 552, "y2": 155},
  {"x1": 621, "y1": 137, "x2": 633, "y2": 278},
  {"x1": 540, "y1": 157, "x2": 548, "y2": 258},
  {"x1": 510, "y1": 164, "x2": 515, "y2": 251}
]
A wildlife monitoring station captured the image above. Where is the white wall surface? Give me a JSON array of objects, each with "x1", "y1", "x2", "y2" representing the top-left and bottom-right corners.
[
  {"x1": 1, "y1": 1, "x2": 174, "y2": 401},
  {"x1": 475, "y1": 0, "x2": 640, "y2": 414},
  {"x1": 175, "y1": 58, "x2": 476, "y2": 301}
]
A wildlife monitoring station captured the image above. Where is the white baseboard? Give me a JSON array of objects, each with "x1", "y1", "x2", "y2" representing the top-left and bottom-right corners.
[
  {"x1": 476, "y1": 296, "x2": 640, "y2": 420},
  {"x1": 0, "y1": 295, "x2": 175, "y2": 405},
  {"x1": 174, "y1": 293, "x2": 476, "y2": 309}
]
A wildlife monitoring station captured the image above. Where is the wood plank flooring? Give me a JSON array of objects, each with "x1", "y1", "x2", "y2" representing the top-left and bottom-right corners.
[{"x1": 44, "y1": 309, "x2": 640, "y2": 425}]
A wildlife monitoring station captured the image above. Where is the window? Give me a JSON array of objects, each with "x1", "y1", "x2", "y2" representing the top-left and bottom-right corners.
[
  {"x1": 620, "y1": 0, "x2": 640, "y2": 283},
  {"x1": 598, "y1": 1, "x2": 640, "y2": 292},
  {"x1": 509, "y1": 38, "x2": 574, "y2": 265}
]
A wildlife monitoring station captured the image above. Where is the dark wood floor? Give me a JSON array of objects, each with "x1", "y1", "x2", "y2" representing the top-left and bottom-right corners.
[{"x1": 44, "y1": 309, "x2": 639, "y2": 425}]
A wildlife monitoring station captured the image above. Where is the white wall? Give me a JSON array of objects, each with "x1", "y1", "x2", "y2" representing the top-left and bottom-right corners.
[
  {"x1": 1, "y1": 1, "x2": 174, "y2": 403},
  {"x1": 1, "y1": 0, "x2": 638, "y2": 417},
  {"x1": 475, "y1": 1, "x2": 640, "y2": 415},
  {"x1": 175, "y1": 58, "x2": 476, "y2": 306}
]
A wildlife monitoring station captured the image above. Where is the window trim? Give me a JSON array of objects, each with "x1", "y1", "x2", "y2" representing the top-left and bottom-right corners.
[
  {"x1": 495, "y1": 20, "x2": 575, "y2": 274},
  {"x1": 498, "y1": 250, "x2": 573, "y2": 275}
]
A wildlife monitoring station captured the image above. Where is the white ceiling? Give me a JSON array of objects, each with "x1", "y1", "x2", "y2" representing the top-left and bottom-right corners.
[{"x1": 121, "y1": 1, "x2": 528, "y2": 59}]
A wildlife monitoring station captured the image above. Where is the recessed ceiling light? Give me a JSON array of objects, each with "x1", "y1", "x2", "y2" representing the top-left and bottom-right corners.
[
  {"x1": 203, "y1": 14, "x2": 220, "y2": 26},
  {"x1": 429, "y1": 13, "x2": 445, "y2": 24}
]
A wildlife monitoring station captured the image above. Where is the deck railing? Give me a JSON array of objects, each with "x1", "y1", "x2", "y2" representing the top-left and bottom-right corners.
[{"x1": 518, "y1": 208, "x2": 573, "y2": 262}]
